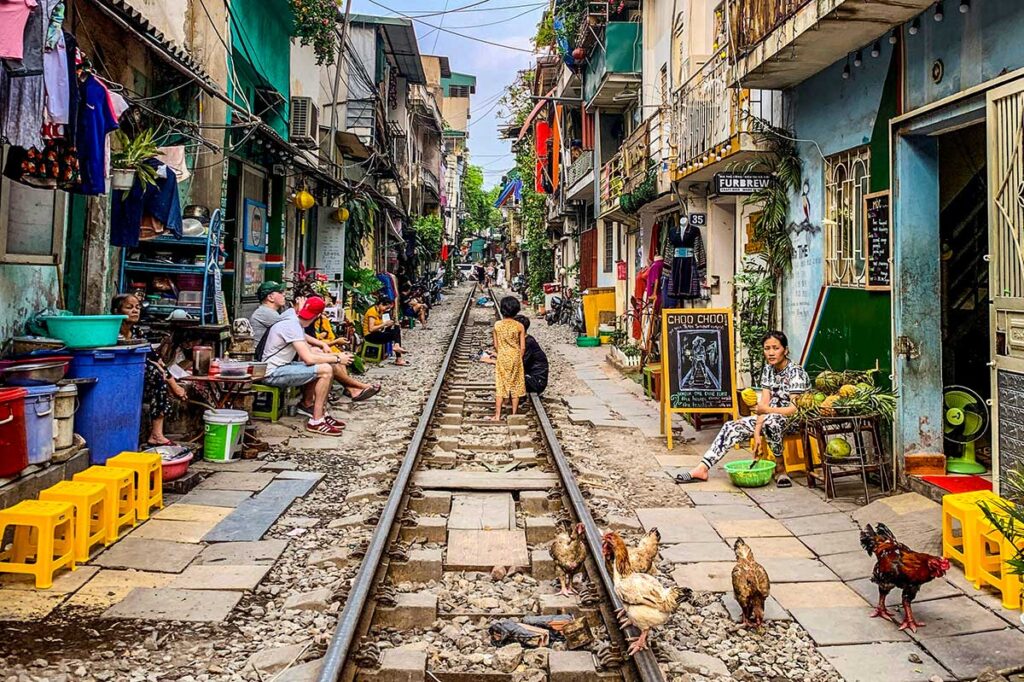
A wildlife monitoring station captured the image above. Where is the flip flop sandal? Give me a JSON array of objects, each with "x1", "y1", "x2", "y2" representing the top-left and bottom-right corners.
[
  {"x1": 674, "y1": 472, "x2": 705, "y2": 484},
  {"x1": 776, "y1": 475, "x2": 793, "y2": 488},
  {"x1": 352, "y1": 385, "x2": 380, "y2": 402},
  {"x1": 147, "y1": 438, "x2": 176, "y2": 447}
]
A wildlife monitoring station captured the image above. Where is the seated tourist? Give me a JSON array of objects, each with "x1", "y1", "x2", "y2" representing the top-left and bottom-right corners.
[
  {"x1": 308, "y1": 293, "x2": 350, "y2": 353},
  {"x1": 363, "y1": 296, "x2": 408, "y2": 366},
  {"x1": 400, "y1": 282, "x2": 429, "y2": 327},
  {"x1": 250, "y1": 281, "x2": 333, "y2": 353}
]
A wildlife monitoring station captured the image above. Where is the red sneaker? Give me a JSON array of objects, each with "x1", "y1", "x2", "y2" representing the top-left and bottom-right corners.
[
  {"x1": 306, "y1": 420, "x2": 344, "y2": 436},
  {"x1": 324, "y1": 415, "x2": 346, "y2": 429}
]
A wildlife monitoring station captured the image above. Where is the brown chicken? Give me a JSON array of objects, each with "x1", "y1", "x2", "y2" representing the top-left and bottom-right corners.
[
  {"x1": 602, "y1": 531, "x2": 691, "y2": 656},
  {"x1": 731, "y1": 538, "x2": 770, "y2": 628},
  {"x1": 550, "y1": 521, "x2": 588, "y2": 596},
  {"x1": 860, "y1": 523, "x2": 950, "y2": 632},
  {"x1": 626, "y1": 527, "x2": 661, "y2": 575}
]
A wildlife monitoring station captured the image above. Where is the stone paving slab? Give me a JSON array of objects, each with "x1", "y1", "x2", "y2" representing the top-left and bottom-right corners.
[
  {"x1": 152, "y1": 504, "x2": 233, "y2": 524},
  {"x1": 192, "y1": 460, "x2": 265, "y2": 473},
  {"x1": 711, "y1": 518, "x2": 791, "y2": 538},
  {"x1": 195, "y1": 472, "x2": 277, "y2": 492},
  {"x1": 819, "y1": 642, "x2": 948, "y2": 682},
  {"x1": 654, "y1": 454, "x2": 704, "y2": 468},
  {"x1": 203, "y1": 479, "x2": 318, "y2": 542},
  {"x1": 722, "y1": 593, "x2": 792, "y2": 622},
  {"x1": 562, "y1": 395, "x2": 606, "y2": 410},
  {"x1": 103, "y1": 587, "x2": 242, "y2": 622},
  {"x1": 919, "y1": 629, "x2": 1024, "y2": 679},
  {"x1": 65, "y1": 570, "x2": 175, "y2": 610},
  {"x1": 0, "y1": 590, "x2": 67, "y2": 620},
  {"x1": 744, "y1": 484, "x2": 824, "y2": 506},
  {"x1": 636, "y1": 508, "x2": 720, "y2": 543},
  {"x1": 847, "y1": 576, "x2": 962, "y2": 606},
  {"x1": 758, "y1": 558, "x2": 839, "y2": 583},
  {"x1": 789, "y1": 606, "x2": 910, "y2": 645},
  {"x1": 168, "y1": 564, "x2": 272, "y2": 591},
  {"x1": 448, "y1": 493, "x2": 514, "y2": 530},
  {"x1": 904, "y1": 595, "x2": 1010, "y2": 639},
  {"x1": 760, "y1": 496, "x2": 838, "y2": 520},
  {"x1": 664, "y1": 470, "x2": 739, "y2": 492},
  {"x1": 799, "y1": 530, "x2": 863, "y2": 557},
  {"x1": 177, "y1": 489, "x2": 253, "y2": 508},
  {"x1": 446, "y1": 530, "x2": 529, "y2": 569},
  {"x1": 820, "y1": 550, "x2": 875, "y2": 581},
  {"x1": 275, "y1": 470, "x2": 325, "y2": 482},
  {"x1": 671, "y1": 562, "x2": 734, "y2": 592},
  {"x1": 130, "y1": 518, "x2": 223, "y2": 544},
  {"x1": 725, "y1": 536, "x2": 814, "y2": 559},
  {"x1": 698, "y1": 504, "x2": 770, "y2": 522},
  {"x1": 782, "y1": 513, "x2": 860, "y2": 536},
  {"x1": 93, "y1": 538, "x2": 202, "y2": 573},
  {"x1": 687, "y1": 491, "x2": 754, "y2": 506},
  {"x1": 0, "y1": 565, "x2": 98, "y2": 593},
  {"x1": 195, "y1": 539, "x2": 289, "y2": 565},
  {"x1": 661, "y1": 542, "x2": 735, "y2": 563},
  {"x1": 771, "y1": 582, "x2": 868, "y2": 610}
]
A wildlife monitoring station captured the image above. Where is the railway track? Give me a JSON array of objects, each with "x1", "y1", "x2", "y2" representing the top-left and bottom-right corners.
[{"x1": 316, "y1": 287, "x2": 665, "y2": 682}]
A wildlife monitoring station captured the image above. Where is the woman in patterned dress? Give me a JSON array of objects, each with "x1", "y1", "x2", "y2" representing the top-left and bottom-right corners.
[
  {"x1": 675, "y1": 331, "x2": 810, "y2": 487},
  {"x1": 490, "y1": 296, "x2": 527, "y2": 421}
]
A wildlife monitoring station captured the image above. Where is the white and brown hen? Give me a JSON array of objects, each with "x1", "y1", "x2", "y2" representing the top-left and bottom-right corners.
[{"x1": 550, "y1": 521, "x2": 588, "y2": 595}]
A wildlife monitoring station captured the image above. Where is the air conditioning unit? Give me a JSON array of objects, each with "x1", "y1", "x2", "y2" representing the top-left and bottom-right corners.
[{"x1": 289, "y1": 96, "x2": 319, "y2": 150}]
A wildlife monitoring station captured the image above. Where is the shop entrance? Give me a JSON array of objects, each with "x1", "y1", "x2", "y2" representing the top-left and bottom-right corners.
[{"x1": 938, "y1": 123, "x2": 992, "y2": 468}]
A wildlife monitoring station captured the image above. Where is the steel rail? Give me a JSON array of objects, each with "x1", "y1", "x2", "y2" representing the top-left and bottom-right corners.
[
  {"x1": 317, "y1": 286, "x2": 476, "y2": 682},
  {"x1": 531, "y1": 392, "x2": 667, "y2": 682}
]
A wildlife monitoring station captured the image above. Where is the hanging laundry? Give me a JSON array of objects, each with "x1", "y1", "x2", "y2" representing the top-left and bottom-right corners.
[
  {"x1": 110, "y1": 159, "x2": 183, "y2": 247},
  {"x1": 0, "y1": 0, "x2": 37, "y2": 61},
  {"x1": 61, "y1": 31, "x2": 78, "y2": 142},
  {"x1": 1, "y1": 0, "x2": 56, "y2": 149},
  {"x1": 156, "y1": 145, "x2": 191, "y2": 182},
  {"x1": 42, "y1": 29, "x2": 68, "y2": 123},
  {"x1": 75, "y1": 73, "x2": 119, "y2": 194}
]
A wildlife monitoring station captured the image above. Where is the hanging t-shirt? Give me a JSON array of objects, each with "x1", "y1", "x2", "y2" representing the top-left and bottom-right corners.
[
  {"x1": 75, "y1": 74, "x2": 118, "y2": 195},
  {"x1": 0, "y1": 0, "x2": 37, "y2": 60}
]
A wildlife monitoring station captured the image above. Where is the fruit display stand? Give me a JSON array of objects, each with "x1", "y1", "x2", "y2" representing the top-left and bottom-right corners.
[{"x1": 803, "y1": 415, "x2": 892, "y2": 502}]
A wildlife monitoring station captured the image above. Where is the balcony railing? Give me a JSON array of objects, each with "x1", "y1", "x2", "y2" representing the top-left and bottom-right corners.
[
  {"x1": 621, "y1": 121, "x2": 649, "y2": 194},
  {"x1": 671, "y1": 54, "x2": 784, "y2": 180},
  {"x1": 599, "y1": 153, "x2": 624, "y2": 217},
  {"x1": 732, "y1": 0, "x2": 811, "y2": 56},
  {"x1": 583, "y1": 22, "x2": 641, "y2": 107},
  {"x1": 422, "y1": 165, "x2": 440, "y2": 195},
  {"x1": 566, "y1": 150, "x2": 594, "y2": 189}
]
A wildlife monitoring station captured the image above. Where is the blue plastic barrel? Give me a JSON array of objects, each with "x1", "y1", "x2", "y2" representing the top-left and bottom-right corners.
[
  {"x1": 23, "y1": 384, "x2": 57, "y2": 465},
  {"x1": 67, "y1": 345, "x2": 149, "y2": 464}
]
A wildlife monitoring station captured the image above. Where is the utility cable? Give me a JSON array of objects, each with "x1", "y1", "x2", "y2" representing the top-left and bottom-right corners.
[{"x1": 365, "y1": 0, "x2": 537, "y2": 53}]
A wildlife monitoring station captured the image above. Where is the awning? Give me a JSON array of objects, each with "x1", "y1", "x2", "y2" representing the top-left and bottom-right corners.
[
  {"x1": 517, "y1": 88, "x2": 555, "y2": 141},
  {"x1": 350, "y1": 14, "x2": 425, "y2": 84}
]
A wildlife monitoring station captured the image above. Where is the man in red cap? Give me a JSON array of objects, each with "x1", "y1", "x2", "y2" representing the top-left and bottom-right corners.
[{"x1": 260, "y1": 296, "x2": 362, "y2": 435}]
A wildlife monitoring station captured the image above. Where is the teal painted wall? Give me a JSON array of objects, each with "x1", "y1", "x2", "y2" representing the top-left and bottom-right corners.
[
  {"x1": 229, "y1": 0, "x2": 292, "y2": 136},
  {"x1": 584, "y1": 22, "x2": 641, "y2": 104},
  {"x1": 0, "y1": 265, "x2": 62, "y2": 341}
]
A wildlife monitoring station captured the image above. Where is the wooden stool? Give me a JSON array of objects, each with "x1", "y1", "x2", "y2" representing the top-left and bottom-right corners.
[
  {"x1": 0, "y1": 500, "x2": 76, "y2": 589},
  {"x1": 39, "y1": 481, "x2": 108, "y2": 562},
  {"x1": 942, "y1": 490, "x2": 1001, "y2": 583},
  {"x1": 973, "y1": 513, "x2": 1023, "y2": 610},
  {"x1": 73, "y1": 466, "x2": 136, "y2": 541},
  {"x1": 107, "y1": 452, "x2": 164, "y2": 520}
]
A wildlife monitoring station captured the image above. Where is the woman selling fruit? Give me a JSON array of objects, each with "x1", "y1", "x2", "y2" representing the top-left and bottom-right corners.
[{"x1": 675, "y1": 330, "x2": 809, "y2": 488}]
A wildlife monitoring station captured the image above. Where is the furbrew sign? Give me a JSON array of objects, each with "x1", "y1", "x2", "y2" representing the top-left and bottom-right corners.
[
  {"x1": 714, "y1": 172, "x2": 771, "y2": 195},
  {"x1": 660, "y1": 308, "x2": 739, "y2": 449}
]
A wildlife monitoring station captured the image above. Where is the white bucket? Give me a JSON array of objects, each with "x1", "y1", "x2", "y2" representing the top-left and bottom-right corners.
[
  {"x1": 54, "y1": 384, "x2": 78, "y2": 450},
  {"x1": 202, "y1": 409, "x2": 248, "y2": 462}
]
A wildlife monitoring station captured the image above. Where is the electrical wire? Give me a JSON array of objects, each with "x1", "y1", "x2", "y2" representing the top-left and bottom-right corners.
[
  {"x1": 365, "y1": 0, "x2": 537, "y2": 53},
  {"x1": 432, "y1": 0, "x2": 450, "y2": 52}
]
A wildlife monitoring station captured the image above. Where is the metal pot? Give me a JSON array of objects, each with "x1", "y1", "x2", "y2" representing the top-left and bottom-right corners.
[
  {"x1": 0, "y1": 360, "x2": 70, "y2": 386},
  {"x1": 183, "y1": 205, "x2": 211, "y2": 222}
]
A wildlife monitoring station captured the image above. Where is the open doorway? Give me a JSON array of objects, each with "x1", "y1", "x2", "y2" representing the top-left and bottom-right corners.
[{"x1": 938, "y1": 123, "x2": 991, "y2": 468}]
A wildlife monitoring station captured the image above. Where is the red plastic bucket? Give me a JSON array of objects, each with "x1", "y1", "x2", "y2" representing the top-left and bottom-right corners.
[{"x1": 0, "y1": 388, "x2": 29, "y2": 477}]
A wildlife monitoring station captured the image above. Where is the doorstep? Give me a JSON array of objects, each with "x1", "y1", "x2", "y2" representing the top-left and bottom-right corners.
[{"x1": 0, "y1": 448, "x2": 91, "y2": 509}]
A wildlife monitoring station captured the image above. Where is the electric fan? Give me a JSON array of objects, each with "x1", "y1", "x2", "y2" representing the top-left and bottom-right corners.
[{"x1": 942, "y1": 385, "x2": 989, "y2": 475}]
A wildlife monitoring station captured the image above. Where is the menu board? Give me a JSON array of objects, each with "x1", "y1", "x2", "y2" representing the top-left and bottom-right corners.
[
  {"x1": 660, "y1": 308, "x2": 738, "y2": 449},
  {"x1": 864, "y1": 191, "x2": 892, "y2": 291}
]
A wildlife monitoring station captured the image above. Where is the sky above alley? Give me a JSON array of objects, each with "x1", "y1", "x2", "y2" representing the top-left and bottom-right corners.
[{"x1": 349, "y1": 0, "x2": 548, "y2": 189}]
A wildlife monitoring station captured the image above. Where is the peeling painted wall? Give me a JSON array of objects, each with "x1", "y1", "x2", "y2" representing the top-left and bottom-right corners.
[{"x1": 0, "y1": 265, "x2": 61, "y2": 341}]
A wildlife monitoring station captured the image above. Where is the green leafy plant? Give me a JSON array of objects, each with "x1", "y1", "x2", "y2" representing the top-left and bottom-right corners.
[
  {"x1": 533, "y1": 10, "x2": 556, "y2": 49},
  {"x1": 111, "y1": 129, "x2": 161, "y2": 188},
  {"x1": 290, "y1": 0, "x2": 339, "y2": 65},
  {"x1": 734, "y1": 259, "x2": 775, "y2": 383},
  {"x1": 341, "y1": 195, "x2": 378, "y2": 270},
  {"x1": 344, "y1": 266, "x2": 383, "y2": 313},
  {"x1": 979, "y1": 467, "x2": 1024, "y2": 578}
]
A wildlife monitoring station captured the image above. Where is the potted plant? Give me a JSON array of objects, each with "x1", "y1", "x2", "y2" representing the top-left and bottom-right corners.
[{"x1": 111, "y1": 129, "x2": 161, "y2": 191}]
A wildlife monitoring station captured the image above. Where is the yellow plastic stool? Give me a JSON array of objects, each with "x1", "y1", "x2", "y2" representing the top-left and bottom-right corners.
[
  {"x1": 0, "y1": 500, "x2": 76, "y2": 589},
  {"x1": 974, "y1": 515, "x2": 1023, "y2": 610},
  {"x1": 107, "y1": 452, "x2": 163, "y2": 520},
  {"x1": 359, "y1": 340, "x2": 385, "y2": 364},
  {"x1": 73, "y1": 465, "x2": 136, "y2": 542},
  {"x1": 941, "y1": 490, "x2": 1000, "y2": 582},
  {"x1": 39, "y1": 480, "x2": 108, "y2": 562}
]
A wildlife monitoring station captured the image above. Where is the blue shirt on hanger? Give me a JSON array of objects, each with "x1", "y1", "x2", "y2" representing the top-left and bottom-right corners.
[{"x1": 75, "y1": 74, "x2": 118, "y2": 195}]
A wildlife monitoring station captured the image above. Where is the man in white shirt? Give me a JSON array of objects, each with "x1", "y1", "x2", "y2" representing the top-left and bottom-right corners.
[
  {"x1": 261, "y1": 296, "x2": 348, "y2": 436},
  {"x1": 250, "y1": 281, "x2": 333, "y2": 352}
]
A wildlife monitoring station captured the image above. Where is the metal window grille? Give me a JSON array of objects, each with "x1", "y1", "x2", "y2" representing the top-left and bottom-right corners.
[
  {"x1": 824, "y1": 146, "x2": 871, "y2": 287},
  {"x1": 604, "y1": 222, "x2": 614, "y2": 272}
]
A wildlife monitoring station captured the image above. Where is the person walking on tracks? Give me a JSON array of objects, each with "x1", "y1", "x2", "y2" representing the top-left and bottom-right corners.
[{"x1": 489, "y1": 296, "x2": 527, "y2": 421}]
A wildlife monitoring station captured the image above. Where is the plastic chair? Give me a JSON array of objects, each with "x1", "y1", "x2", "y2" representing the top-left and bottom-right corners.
[
  {"x1": 107, "y1": 451, "x2": 163, "y2": 520},
  {"x1": 73, "y1": 466, "x2": 136, "y2": 542},
  {"x1": 0, "y1": 500, "x2": 76, "y2": 589},
  {"x1": 941, "y1": 489, "x2": 1001, "y2": 583},
  {"x1": 39, "y1": 481, "x2": 107, "y2": 562},
  {"x1": 973, "y1": 511, "x2": 1023, "y2": 610}
]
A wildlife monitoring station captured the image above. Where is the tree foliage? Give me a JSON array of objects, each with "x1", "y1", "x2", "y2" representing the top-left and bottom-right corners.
[{"x1": 462, "y1": 164, "x2": 500, "y2": 242}]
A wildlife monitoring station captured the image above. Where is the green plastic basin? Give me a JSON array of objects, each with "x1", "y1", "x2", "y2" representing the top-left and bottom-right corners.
[
  {"x1": 576, "y1": 336, "x2": 600, "y2": 347},
  {"x1": 724, "y1": 459, "x2": 777, "y2": 488},
  {"x1": 42, "y1": 315, "x2": 126, "y2": 349}
]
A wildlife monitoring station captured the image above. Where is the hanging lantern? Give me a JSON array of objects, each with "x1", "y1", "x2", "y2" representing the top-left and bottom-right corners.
[
  {"x1": 333, "y1": 206, "x2": 350, "y2": 223},
  {"x1": 294, "y1": 189, "x2": 316, "y2": 211}
]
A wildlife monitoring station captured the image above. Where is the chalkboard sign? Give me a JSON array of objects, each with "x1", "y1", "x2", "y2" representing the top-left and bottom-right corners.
[
  {"x1": 864, "y1": 191, "x2": 892, "y2": 291},
  {"x1": 660, "y1": 308, "x2": 738, "y2": 449}
]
